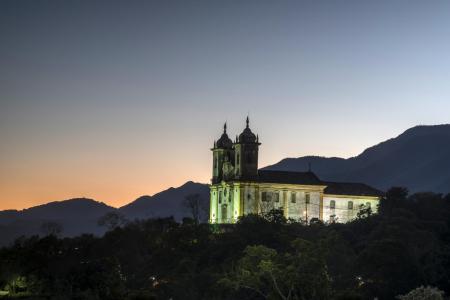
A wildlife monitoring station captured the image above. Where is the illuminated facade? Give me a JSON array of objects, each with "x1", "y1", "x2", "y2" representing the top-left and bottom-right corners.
[{"x1": 210, "y1": 118, "x2": 382, "y2": 224}]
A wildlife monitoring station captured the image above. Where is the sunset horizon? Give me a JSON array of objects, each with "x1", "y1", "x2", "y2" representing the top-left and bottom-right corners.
[
  {"x1": 2, "y1": 1, "x2": 450, "y2": 299},
  {"x1": 3, "y1": 1, "x2": 450, "y2": 212},
  {"x1": 1, "y1": 121, "x2": 447, "y2": 211}
]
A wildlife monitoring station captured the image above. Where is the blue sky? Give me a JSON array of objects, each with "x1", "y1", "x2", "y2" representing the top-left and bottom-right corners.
[{"x1": 1, "y1": 0, "x2": 449, "y2": 209}]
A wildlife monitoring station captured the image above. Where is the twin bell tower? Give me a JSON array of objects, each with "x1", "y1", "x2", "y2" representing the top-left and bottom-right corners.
[{"x1": 211, "y1": 117, "x2": 261, "y2": 184}]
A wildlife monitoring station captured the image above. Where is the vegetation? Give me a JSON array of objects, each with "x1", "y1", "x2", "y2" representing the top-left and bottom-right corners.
[{"x1": 1, "y1": 187, "x2": 450, "y2": 299}]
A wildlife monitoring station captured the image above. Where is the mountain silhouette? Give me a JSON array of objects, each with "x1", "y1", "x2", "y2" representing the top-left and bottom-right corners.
[
  {"x1": 119, "y1": 181, "x2": 209, "y2": 221},
  {"x1": 0, "y1": 182, "x2": 209, "y2": 247},
  {"x1": 264, "y1": 124, "x2": 450, "y2": 193},
  {"x1": 0, "y1": 198, "x2": 115, "y2": 246},
  {"x1": 1, "y1": 124, "x2": 449, "y2": 246}
]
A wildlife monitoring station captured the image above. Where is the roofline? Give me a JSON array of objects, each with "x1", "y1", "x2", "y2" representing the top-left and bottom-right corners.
[
  {"x1": 211, "y1": 181, "x2": 327, "y2": 190},
  {"x1": 323, "y1": 194, "x2": 381, "y2": 200}
]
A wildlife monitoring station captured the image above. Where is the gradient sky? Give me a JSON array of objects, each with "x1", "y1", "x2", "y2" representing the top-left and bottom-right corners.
[{"x1": 1, "y1": 0, "x2": 449, "y2": 210}]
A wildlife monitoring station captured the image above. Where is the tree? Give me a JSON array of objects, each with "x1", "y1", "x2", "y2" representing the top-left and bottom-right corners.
[
  {"x1": 183, "y1": 193, "x2": 208, "y2": 224},
  {"x1": 356, "y1": 204, "x2": 372, "y2": 219},
  {"x1": 40, "y1": 221, "x2": 63, "y2": 236},
  {"x1": 380, "y1": 187, "x2": 409, "y2": 216},
  {"x1": 261, "y1": 209, "x2": 286, "y2": 224},
  {"x1": 397, "y1": 286, "x2": 444, "y2": 300},
  {"x1": 98, "y1": 211, "x2": 128, "y2": 230},
  {"x1": 221, "y1": 239, "x2": 331, "y2": 300}
]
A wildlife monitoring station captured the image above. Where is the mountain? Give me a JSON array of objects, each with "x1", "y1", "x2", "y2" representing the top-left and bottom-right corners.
[
  {"x1": 264, "y1": 124, "x2": 450, "y2": 193},
  {"x1": 0, "y1": 198, "x2": 115, "y2": 246},
  {"x1": 0, "y1": 182, "x2": 209, "y2": 247},
  {"x1": 2, "y1": 124, "x2": 449, "y2": 246},
  {"x1": 119, "y1": 181, "x2": 210, "y2": 222}
]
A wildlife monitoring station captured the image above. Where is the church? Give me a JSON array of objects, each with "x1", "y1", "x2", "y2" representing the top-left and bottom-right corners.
[{"x1": 209, "y1": 118, "x2": 382, "y2": 224}]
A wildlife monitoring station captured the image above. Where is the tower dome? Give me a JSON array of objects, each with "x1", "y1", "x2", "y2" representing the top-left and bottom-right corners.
[
  {"x1": 238, "y1": 116, "x2": 257, "y2": 143},
  {"x1": 216, "y1": 123, "x2": 233, "y2": 149}
]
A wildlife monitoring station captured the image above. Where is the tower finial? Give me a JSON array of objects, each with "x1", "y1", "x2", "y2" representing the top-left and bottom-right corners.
[
  {"x1": 224, "y1": 122, "x2": 227, "y2": 133},
  {"x1": 246, "y1": 116, "x2": 249, "y2": 128}
]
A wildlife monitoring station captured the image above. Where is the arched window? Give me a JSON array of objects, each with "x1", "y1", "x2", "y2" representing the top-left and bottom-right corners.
[
  {"x1": 274, "y1": 192, "x2": 280, "y2": 202},
  {"x1": 330, "y1": 200, "x2": 336, "y2": 209},
  {"x1": 348, "y1": 201, "x2": 353, "y2": 210},
  {"x1": 237, "y1": 153, "x2": 240, "y2": 164},
  {"x1": 291, "y1": 193, "x2": 296, "y2": 203},
  {"x1": 261, "y1": 192, "x2": 268, "y2": 202},
  {"x1": 221, "y1": 204, "x2": 228, "y2": 222}
]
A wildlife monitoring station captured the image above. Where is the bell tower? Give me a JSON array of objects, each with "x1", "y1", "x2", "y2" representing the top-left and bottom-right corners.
[
  {"x1": 211, "y1": 123, "x2": 234, "y2": 184},
  {"x1": 234, "y1": 117, "x2": 260, "y2": 180}
]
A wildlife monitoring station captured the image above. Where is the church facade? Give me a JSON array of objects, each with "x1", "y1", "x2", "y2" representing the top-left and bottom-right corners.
[{"x1": 209, "y1": 118, "x2": 382, "y2": 224}]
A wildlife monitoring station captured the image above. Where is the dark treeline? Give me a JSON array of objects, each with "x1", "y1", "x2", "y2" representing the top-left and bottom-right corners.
[{"x1": 1, "y1": 188, "x2": 450, "y2": 299}]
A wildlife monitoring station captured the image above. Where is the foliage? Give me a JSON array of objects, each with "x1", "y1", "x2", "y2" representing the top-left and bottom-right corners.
[
  {"x1": 97, "y1": 212, "x2": 128, "y2": 230},
  {"x1": 40, "y1": 221, "x2": 63, "y2": 237},
  {"x1": 397, "y1": 286, "x2": 445, "y2": 300},
  {"x1": 1, "y1": 188, "x2": 450, "y2": 300},
  {"x1": 182, "y1": 193, "x2": 208, "y2": 224}
]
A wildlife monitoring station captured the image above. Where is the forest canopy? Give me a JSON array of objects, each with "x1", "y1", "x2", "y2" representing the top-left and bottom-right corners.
[{"x1": 1, "y1": 187, "x2": 450, "y2": 300}]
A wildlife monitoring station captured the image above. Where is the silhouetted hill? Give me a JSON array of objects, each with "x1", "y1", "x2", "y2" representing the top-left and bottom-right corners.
[
  {"x1": 119, "y1": 181, "x2": 210, "y2": 222},
  {"x1": 2, "y1": 124, "x2": 448, "y2": 246},
  {"x1": 264, "y1": 124, "x2": 450, "y2": 193},
  {"x1": 0, "y1": 183, "x2": 209, "y2": 247},
  {"x1": 0, "y1": 198, "x2": 115, "y2": 246}
]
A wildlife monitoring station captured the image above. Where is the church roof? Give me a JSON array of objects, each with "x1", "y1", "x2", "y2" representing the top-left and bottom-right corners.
[
  {"x1": 255, "y1": 170, "x2": 383, "y2": 197},
  {"x1": 257, "y1": 170, "x2": 323, "y2": 185},
  {"x1": 238, "y1": 116, "x2": 258, "y2": 144},
  {"x1": 323, "y1": 181, "x2": 384, "y2": 197},
  {"x1": 215, "y1": 123, "x2": 233, "y2": 149}
]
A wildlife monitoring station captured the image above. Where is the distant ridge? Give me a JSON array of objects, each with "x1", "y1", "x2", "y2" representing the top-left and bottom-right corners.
[
  {"x1": 264, "y1": 124, "x2": 450, "y2": 193},
  {"x1": 0, "y1": 183, "x2": 209, "y2": 247},
  {"x1": 1, "y1": 124, "x2": 449, "y2": 247},
  {"x1": 0, "y1": 198, "x2": 115, "y2": 246},
  {"x1": 119, "y1": 181, "x2": 209, "y2": 221}
]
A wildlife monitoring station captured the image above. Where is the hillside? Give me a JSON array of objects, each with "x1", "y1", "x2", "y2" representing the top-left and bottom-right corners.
[
  {"x1": 0, "y1": 198, "x2": 115, "y2": 246},
  {"x1": 264, "y1": 124, "x2": 450, "y2": 193},
  {"x1": 119, "y1": 181, "x2": 210, "y2": 221},
  {"x1": 0, "y1": 182, "x2": 209, "y2": 247},
  {"x1": 2, "y1": 124, "x2": 449, "y2": 247}
]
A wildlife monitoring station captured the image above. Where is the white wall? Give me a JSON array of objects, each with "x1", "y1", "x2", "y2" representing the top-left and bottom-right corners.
[{"x1": 323, "y1": 196, "x2": 379, "y2": 223}]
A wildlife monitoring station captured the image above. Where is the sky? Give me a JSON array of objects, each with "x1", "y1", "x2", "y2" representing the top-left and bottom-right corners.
[{"x1": 1, "y1": 0, "x2": 449, "y2": 210}]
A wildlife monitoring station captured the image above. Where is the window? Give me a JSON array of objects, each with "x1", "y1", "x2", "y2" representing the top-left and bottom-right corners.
[
  {"x1": 218, "y1": 192, "x2": 222, "y2": 204},
  {"x1": 274, "y1": 192, "x2": 279, "y2": 202},
  {"x1": 366, "y1": 202, "x2": 371, "y2": 208},
  {"x1": 262, "y1": 192, "x2": 268, "y2": 202},
  {"x1": 247, "y1": 194, "x2": 251, "y2": 200},
  {"x1": 305, "y1": 193, "x2": 310, "y2": 204},
  {"x1": 214, "y1": 157, "x2": 217, "y2": 169},
  {"x1": 330, "y1": 200, "x2": 336, "y2": 209},
  {"x1": 348, "y1": 201, "x2": 353, "y2": 210},
  {"x1": 221, "y1": 204, "x2": 227, "y2": 222},
  {"x1": 237, "y1": 153, "x2": 240, "y2": 164},
  {"x1": 291, "y1": 193, "x2": 296, "y2": 203}
]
